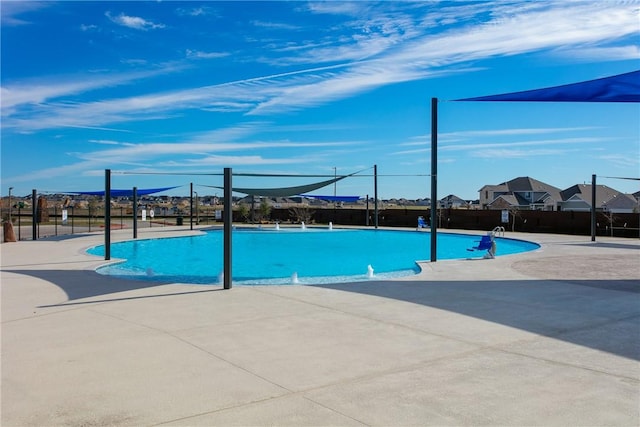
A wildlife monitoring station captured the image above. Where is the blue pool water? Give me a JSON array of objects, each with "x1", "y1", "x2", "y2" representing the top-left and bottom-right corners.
[{"x1": 88, "y1": 228, "x2": 539, "y2": 285}]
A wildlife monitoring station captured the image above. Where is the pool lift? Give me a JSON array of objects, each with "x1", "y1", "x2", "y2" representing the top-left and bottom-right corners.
[{"x1": 467, "y1": 228, "x2": 501, "y2": 259}]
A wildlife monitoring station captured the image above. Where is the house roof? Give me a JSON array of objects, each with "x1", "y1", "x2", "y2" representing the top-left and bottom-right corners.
[
  {"x1": 441, "y1": 194, "x2": 467, "y2": 203},
  {"x1": 502, "y1": 176, "x2": 563, "y2": 201},
  {"x1": 478, "y1": 183, "x2": 508, "y2": 193},
  {"x1": 488, "y1": 194, "x2": 519, "y2": 207},
  {"x1": 560, "y1": 184, "x2": 623, "y2": 207},
  {"x1": 604, "y1": 193, "x2": 638, "y2": 209}
]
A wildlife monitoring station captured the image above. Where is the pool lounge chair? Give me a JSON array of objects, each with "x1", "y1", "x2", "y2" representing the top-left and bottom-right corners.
[{"x1": 417, "y1": 216, "x2": 428, "y2": 229}]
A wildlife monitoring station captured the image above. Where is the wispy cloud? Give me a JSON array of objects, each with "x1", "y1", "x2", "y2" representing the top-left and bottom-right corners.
[
  {"x1": 80, "y1": 24, "x2": 98, "y2": 32},
  {"x1": 393, "y1": 136, "x2": 610, "y2": 156},
  {"x1": 251, "y1": 20, "x2": 301, "y2": 31},
  {"x1": 0, "y1": 1, "x2": 49, "y2": 26},
  {"x1": 596, "y1": 153, "x2": 640, "y2": 168},
  {"x1": 399, "y1": 127, "x2": 601, "y2": 147},
  {"x1": 186, "y1": 49, "x2": 230, "y2": 60},
  {"x1": 3, "y1": 2, "x2": 638, "y2": 131},
  {"x1": 106, "y1": 12, "x2": 165, "y2": 30},
  {"x1": 7, "y1": 131, "x2": 356, "y2": 183},
  {"x1": 471, "y1": 148, "x2": 579, "y2": 158},
  {"x1": 178, "y1": 154, "x2": 303, "y2": 166},
  {"x1": 554, "y1": 45, "x2": 640, "y2": 62},
  {"x1": 176, "y1": 6, "x2": 217, "y2": 17},
  {"x1": 1, "y1": 62, "x2": 188, "y2": 120},
  {"x1": 248, "y1": 2, "x2": 640, "y2": 114}
]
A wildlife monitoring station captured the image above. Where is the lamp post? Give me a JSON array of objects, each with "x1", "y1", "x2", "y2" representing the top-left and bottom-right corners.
[{"x1": 8, "y1": 187, "x2": 13, "y2": 223}]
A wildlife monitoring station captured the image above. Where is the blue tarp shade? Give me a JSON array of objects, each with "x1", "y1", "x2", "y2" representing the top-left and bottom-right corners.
[
  {"x1": 301, "y1": 195, "x2": 361, "y2": 203},
  {"x1": 69, "y1": 186, "x2": 179, "y2": 197},
  {"x1": 455, "y1": 69, "x2": 640, "y2": 103}
]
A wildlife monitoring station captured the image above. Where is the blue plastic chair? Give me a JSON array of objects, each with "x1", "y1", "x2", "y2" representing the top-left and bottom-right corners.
[
  {"x1": 468, "y1": 235, "x2": 493, "y2": 251},
  {"x1": 417, "y1": 216, "x2": 428, "y2": 228}
]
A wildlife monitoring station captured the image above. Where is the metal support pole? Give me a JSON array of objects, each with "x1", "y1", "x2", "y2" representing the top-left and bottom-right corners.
[
  {"x1": 190, "y1": 182, "x2": 194, "y2": 230},
  {"x1": 8, "y1": 187, "x2": 12, "y2": 224},
  {"x1": 195, "y1": 192, "x2": 199, "y2": 224},
  {"x1": 374, "y1": 165, "x2": 378, "y2": 229},
  {"x1": 54, "y1": 205, "x2": 58, "y2": 236},
  {"x1": 105, "y1": 169, "x2": 111, "y2": 260},
  {"x1": 430, "y1": 97, "x2": 438, "y2": 262},
  {"x1": 133, "y1": 187, "x2": 138, "y2": 239},
  {"x1": 18, "y1": 205, "x2": 21, "y2": 241},
  {"x1": 223, "y1": 168, "x2": 232, "y2": 289},
  {"x1": 366, "y1": 194, "x2": 369, "y2": 226},
  {"x1": 591, "y1": 174, "x2": 596, "y2": 242},
  {"x1": 32, "y1": 189, "x2": 37, "y2": 240}
]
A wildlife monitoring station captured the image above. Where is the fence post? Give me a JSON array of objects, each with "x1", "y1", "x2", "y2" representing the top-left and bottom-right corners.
[
  {"x1": 133, "y1": 187, "x2": 138, "y2": 239},
  {"x1": 32, "y1": 189, "x2": 37, "y2": 241},
  {"x1": 105, "y1": 169, "x2": 111, "y2": 260},
  {"x1": 224, "y1": 168, "x2": 232, "y2": 290}
]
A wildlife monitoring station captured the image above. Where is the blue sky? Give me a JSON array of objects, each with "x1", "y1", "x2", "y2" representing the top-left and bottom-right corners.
[{"x1": 2, "y1": 1, "x2": 639, "y2": 200}]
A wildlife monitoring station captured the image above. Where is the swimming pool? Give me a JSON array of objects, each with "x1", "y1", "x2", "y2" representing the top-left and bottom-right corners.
[{"x1": 88, "y1": 228, "x2": 539, "y2": 285}]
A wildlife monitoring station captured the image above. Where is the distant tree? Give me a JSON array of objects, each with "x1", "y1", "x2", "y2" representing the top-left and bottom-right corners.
[
  {"x1": 289, "y1": 206, "x2": 314, "y2": 224},
  {"x1": 258, "y1": 199, "x2": 271, "y2": 222},
  {"x1": 508, "y1": 207, "x2": 522, "y2": 232},
  {"x1": 600, "y1": 210, "x2": 618, "y2": 236},
  {"x1": 237, "y1": 203, "x2": 250, "y2": 222}
]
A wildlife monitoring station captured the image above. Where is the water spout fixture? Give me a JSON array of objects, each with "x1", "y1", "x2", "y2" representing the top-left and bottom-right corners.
[
  {"x1": 291, "y1": 272, "x2": 299, "y2": 284},
  {"x1": 329, "y1": 222, "x2": 333, "y2": 230},
  {"x1": 275, "y1": 222, "x2": 280, "y2": 231},
  {"x1": 366, "y1": 264, "x2": 374, "y2": 279},
  {"x1": 301, "y1": 221, "x2": 306, "y2": 230}
]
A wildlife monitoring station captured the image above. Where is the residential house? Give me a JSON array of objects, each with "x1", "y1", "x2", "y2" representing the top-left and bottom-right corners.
[
  {"x1": 439, "y1": 194, "x2": 469, "y2": 209},
  {"x1": 479, "y1": 177, "x2": 562, "y2": 210},
  {"x1": 559, "y1": 184, "x2": 638, "y2": 213}
]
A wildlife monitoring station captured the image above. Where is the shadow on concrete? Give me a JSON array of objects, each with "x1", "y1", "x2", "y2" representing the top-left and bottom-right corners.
[
  {"x1": 4, "y1": 268, "x2": 639, "y2": 361},
  {"x1": 312, "y1": 278, "x2": 640, "y2": 361},
  {"x1": 4, "y1": 269, "x2": 219, "y2": 303},
  {"x1": 565, "y1": 241, "x2": 640, "y2": 250},
  {"x1": 37, "y1": 233, "x2": 100, "y2": 242}
]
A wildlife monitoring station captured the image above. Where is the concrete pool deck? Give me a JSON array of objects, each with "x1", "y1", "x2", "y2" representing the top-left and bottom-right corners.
[{"x1": 1, "y1": 227, "x2": 639, "y2": 426}]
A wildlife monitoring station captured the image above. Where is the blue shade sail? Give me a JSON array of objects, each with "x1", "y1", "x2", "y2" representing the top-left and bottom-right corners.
[
  {"x1": 455, "y1": 70, "x2": 640, "y2": 103},
  {"x1": 300, "y1": 195, "x2": 361, "y2": 203}
]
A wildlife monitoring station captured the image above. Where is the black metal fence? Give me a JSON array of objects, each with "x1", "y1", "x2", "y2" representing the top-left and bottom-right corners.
[
  {"x1": 2, "y1": 204, "x2": 639, "y2": 241},
  {"x1": 0, "y1": 205, "x2": 226, "y2": 241}
]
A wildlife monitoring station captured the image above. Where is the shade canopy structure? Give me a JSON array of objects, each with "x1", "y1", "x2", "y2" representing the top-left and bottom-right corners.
[
  {"x1": 301, "y1": 195, "x2": 361, "y2": 203},
  {"x1": 69, "y1": 186, "x2": 180, "y2": 197},
  {"x1": 455, "y1": 69, "x2": 640, "y2": 103},
  {"x1": 205, "y1": 175, "x2": 351, "y2": 198},
  {"x1": 429, "y1": 69, "x2": 640, "y2": 257}
]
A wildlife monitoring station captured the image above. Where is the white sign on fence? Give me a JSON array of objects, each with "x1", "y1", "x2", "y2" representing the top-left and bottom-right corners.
[
  {"x1": 142, "y1": 209, "x2": 147, "y2": 221},
  {"x1": 215, "y1": 210, "x2": 222, "y2": 220},
  {"x1": 62, "y1": 209, "x2": 68, "y2": 224},
  {"x1": 501, "y1": 210, "x2": 509, "y2": 223}
]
